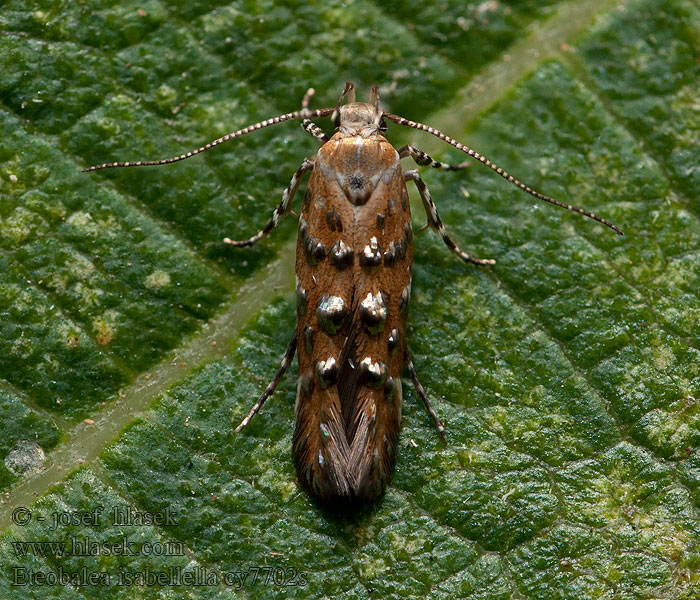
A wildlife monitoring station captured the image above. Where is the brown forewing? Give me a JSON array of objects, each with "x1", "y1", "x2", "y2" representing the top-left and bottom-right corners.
[{"x1": 293, "y1": 132, "x2": 412, "y2": 502}]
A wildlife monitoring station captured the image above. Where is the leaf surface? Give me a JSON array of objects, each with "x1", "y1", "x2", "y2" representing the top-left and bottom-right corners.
[{"x1": 1, "y1": 0, "x2": 699, "y2": 597}]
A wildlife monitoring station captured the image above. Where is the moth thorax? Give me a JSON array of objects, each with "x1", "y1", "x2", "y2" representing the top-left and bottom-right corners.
[{"x1": 338, "y1": 103, "x2": 381, "y2": 137}]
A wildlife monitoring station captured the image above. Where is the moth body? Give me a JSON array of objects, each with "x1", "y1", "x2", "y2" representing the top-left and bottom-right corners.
[{"x1": 293, "y1": 103, "x2": 411, "y2": 501}]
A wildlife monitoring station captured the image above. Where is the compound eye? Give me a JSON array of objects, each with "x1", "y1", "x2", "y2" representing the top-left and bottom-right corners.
[
  {"x1": 333, "y1": 112, "x2": 341, "y2": 128},
  {"x1": 379, "y1": 117, "x2": 387, "y2": 132}
]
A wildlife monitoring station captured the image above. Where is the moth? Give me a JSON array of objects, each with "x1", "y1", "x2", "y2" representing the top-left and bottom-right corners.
[{"x1": 85, "y1": 82, "x2": 621, "y2": 504}]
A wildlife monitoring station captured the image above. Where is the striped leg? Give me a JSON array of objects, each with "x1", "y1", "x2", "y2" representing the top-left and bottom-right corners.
[
  {"x1": 302, "y1": 120, "x2": 328, "y2": 143},
  {"x1": 224, "y1": 158, "x2": 314, "y2": 247},
  {"x1": 399, "y1": 145, "x2": 469, "y2": 170},
  {"x1": 235, "y1": 329, "x2": 298, "y2": 433},
  {"x1": 405, "y1": 170, "x2": 495, "y2": 266},
  {"x1": 301, "y1": 88, "x2": 329, "y2": 143},
  {"x1": 405, "y1": 352, "x2": 447, "y2": 444}
]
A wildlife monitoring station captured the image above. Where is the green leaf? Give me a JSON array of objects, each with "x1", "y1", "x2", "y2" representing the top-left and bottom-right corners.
[{"x1": 2, "y1": 0, "x2": 700, "y2": 597}]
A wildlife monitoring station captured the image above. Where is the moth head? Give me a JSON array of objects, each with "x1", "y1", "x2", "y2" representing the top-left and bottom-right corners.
[
  {"x1": 332, "y1": 82, "x2": 386, "y2": 137},
  {"x1": 334, "y1": 103, "x2": 383, "y2": 136}
]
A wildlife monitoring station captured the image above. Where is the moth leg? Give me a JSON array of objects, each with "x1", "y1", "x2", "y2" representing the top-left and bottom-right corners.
[
  {"x1": 224, "y1": 158, "x2": 314, "y2": 247},
  {"x1": 301, "y1": 87, "x2": 329, "y2": 143},
  {"x1": 235, "y1": 329, "x2": 298, "y2": 433},
  {"x1": 405, "y1": 352, "x2": 448, "y2": 444},
  {"x1": 302, "y1": 120, "x2": 328, "y2": 143},
  {"x1": 398, "y1": 145, "x2": 469, "y2": 171},
  {"x1": 405, "y1": 169, "x2": 495, "y2": 266}
]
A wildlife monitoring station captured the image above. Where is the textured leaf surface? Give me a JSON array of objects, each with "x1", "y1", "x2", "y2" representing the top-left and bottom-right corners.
[{"x1": 1, "y1": 0, "x2": 700, "y2": 598}]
